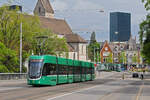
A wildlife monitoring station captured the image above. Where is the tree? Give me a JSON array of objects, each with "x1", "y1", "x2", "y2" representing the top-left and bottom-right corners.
[
  {"x1": 0, "y1": 42, "x2": 21, "y2": 73},
  {"x1": 0, "y1": 6, "x2": 41, "y2": 62},
  {"x1": 132, "y1": 54, "x2": 138, "y2": 64},
  {"x1": 142, "y1": 0, "x2": 150, "y2": 11},
  {"x1": 90, "y1": 31, "x2": 96, "y2": 44},
  {"x1": 35, "y1": 32, "x2": 69, "y2": 57},
  {"x1": 88, "y1": 32, "x2": 100, "y2": 62},
  {"x1": 139, "y1": 0, "x2": 150, "y2": 63},
  {"x1": 119, "y1": 51, "x2": 127, "y2": 64},
  {"x1": 0, "y1": 5, "x2": 69, "y2": 55},
  {"x1": 0, "y1": 5, "x2": 69, "y2": 72},
  {"x1": 106, "y1": 53, "x2": 113, "y2": 63}
]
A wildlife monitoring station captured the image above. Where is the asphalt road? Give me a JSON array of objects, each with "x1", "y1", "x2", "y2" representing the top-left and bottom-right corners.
[{"x1": 0, "y1": 72, "x2": 150, "y2": 100}]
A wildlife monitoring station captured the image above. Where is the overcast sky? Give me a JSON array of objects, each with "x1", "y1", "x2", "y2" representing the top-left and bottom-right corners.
[{"x1": 0, "y1": 0, "x2": 147, "y2": 42}]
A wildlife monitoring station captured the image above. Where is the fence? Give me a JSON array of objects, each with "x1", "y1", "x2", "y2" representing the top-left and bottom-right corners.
[{"x1": 0, "y1": 73, "x2": 27, "y2": 80}]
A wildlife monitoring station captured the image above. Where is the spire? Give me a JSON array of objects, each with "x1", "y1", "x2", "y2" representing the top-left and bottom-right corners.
[
  {"x1": 34, "y1": 0, "x2": 54, "y2": 18},
  {"x1": 40, "y1": 0, "x2": 54, "y2": 14}
]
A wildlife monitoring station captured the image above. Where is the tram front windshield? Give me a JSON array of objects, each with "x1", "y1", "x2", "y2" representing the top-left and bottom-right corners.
[{"x1": 29, "y1": 60, "x2": 43, "y2": 79}]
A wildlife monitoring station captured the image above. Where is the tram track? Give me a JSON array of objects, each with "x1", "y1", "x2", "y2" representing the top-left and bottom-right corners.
[
  {"x1": 2, "y1": 72, "x2": 147, "y2": 100},
  {"x1": 0, "y1": 82, "x2": 94, "y2": 100},
  {"x1": 0, "y1": 78, "x2": 116, "y2": 100}
]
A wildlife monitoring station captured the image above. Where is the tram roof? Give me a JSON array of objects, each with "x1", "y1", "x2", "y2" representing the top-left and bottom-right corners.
[{"x1": 29, "y1": 55, "x2": 93, "y2": 67}]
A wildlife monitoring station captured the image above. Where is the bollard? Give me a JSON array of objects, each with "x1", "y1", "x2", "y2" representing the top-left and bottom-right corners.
[{"x1": 122, "y1": 73, "x2": 125, "y2": 80}]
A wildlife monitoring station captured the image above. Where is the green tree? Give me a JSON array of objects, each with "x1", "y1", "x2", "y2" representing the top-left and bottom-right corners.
[
  {"x1": 132, "y1": 54, "x2": 138, "y2": 64},
  {"x1": 106, "y1": 53, "x2": 113, "y2": 63},
  {"x1": 0, "y1": 5, "x2": 69, "y2": 72},
  {"x1": 0, "y1": 5, "x2": 41, "y2": 61},
  {"x1": 139, "y1": 0, "x2": 150, "y2": 63},
  {"x1": 0, "y1": 65, "x2": 9, "y2": 73},
  {"x1": 90, "y1": 31, "x2": 96, "y2": 44},
  {"x1": 35, "y1": 32, "x2": 69, "y2": 57},
  {"x1": 88, "y1": 32, "x2": 100, "y2": 62},
  {"x1": 119, "y1": 52, "x2": 126, "y2": 64},
  {"x1": 142, "y1": 0, "x2": 150, "y2": 10},
  {"x1": 0, "y1": 42, "x2": 21, "y2": 72}
]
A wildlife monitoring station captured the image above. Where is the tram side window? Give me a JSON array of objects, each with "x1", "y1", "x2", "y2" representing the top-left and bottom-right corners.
[
  {"x1": 74, "y1": 67, "x2": 78, "y2": 74},
  {"x1": 42, "y1": 63, "x2": 56, "y2": 76},
  {"x1": 81, "y1": 67, "x2": 84, "y2": 74},
  {"x1": 59, "y1": 65, "x2": 67, "y2": 75},
  {"x1": 87, "y1": 68, "x2": 91, "y2": 74},
  {"x1": 91, "y1": 68, "x2": 94, "y2": 74},
  {"x1": 77, "y1": 67, "x2": 81, "y2": 74},
  {"x1": 68, "y1": 66, "x2": 73, "y2": 75},
  {"x1": 84, "y1": 68, "x2": 87, "y2": 74},
  {"x1": 87, "y1": 68, "x2": 89, "y2": 74}
]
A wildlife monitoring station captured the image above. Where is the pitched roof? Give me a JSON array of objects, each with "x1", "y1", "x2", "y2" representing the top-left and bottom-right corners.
[
  {"x1": 67, "y1": 44, "x2": 75, "y2": 52},
  {"x1": 128, "y1": 36, "x2": 136, "y2": 44},
  {"x1": 65, "y1": 34, "x2": 87, "y2": 43},
  {"x1": 100, "y1": 40, "x2": 112, "y2": 53},
  {"x1": 39, "y1": 0, "x2": 54, "y2": 14},
  {"x1": 39, "y1": 16, "x2": 73, "y2": 35}
]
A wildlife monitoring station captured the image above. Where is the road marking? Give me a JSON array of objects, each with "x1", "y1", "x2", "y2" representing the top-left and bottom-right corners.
[
  {"x1": 0, "y1": 87, "x2": 23, "y2": 91},
  {"x1": 136, "y1": 82, "x2": 144, "y2": 100},
  {"x1": 47, "y1": 72, "x2": 120, "y2": 100},
  {"x1": 47, "y1": 85, "x2": 103, "y2": 100},
  {"x1": 99, "y1": 93, "x2": 113, "y2": 100}
]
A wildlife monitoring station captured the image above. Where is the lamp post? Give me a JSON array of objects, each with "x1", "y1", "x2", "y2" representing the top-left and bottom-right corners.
[
  {"x1": 20, "y1": 1, "x2": 23, "y2": 74},
  {"x1": 20, "y1": 22, "x2": 22, "y2": 73}
]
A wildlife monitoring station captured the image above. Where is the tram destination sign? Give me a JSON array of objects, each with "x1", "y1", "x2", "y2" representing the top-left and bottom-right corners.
[{"x1": 30, "y1": 59, "x2": 43, "y2": 62}]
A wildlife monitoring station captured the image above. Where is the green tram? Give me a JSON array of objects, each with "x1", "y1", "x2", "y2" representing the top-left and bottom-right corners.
[{"x1": 27, "y1": 55, "x2": 95, "y2": 86}]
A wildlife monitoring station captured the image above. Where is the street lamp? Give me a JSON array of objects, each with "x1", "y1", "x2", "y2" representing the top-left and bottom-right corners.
[{"x1": 115, "y1": 31, "x2": 118, "y2": 35}]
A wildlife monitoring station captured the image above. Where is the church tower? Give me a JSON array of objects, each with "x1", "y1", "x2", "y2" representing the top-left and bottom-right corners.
[{"x1": 34, "y1": 0, "x2": 54, "y2": 18}]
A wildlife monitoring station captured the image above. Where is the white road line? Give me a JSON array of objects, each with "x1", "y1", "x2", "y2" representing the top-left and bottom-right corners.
[
  {"x1": 47, "y1": 85, "x2": 103, "y2": 100},
  {"x1": 0, "y1": 87, "x2": 23, "y2": 91}
]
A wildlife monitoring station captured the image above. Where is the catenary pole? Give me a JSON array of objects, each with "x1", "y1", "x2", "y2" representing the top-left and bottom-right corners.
[{"x1": 20, "y1": 0, "x2": 22, "y2": 73}]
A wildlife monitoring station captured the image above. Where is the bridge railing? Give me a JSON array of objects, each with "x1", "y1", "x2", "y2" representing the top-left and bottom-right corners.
[{"x1": 0, "y1": 73, "x2": 27, "y2": 80}]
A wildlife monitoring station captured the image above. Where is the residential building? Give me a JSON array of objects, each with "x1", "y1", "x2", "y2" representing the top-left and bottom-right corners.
[
  {"x1": 65, "y1": 34, "x2": 87, "y2": 61},
  {"x1": 108, "y1": 36, "x2": 142, "y2": 65},
  {"x1": 109, "y1": 42, "x2": 126, "y2": 63},
  {"x1": 100, "y1": 41, "x2": 113, "y2": 63},
  {"x1": 110, "y1": 12, "x2": 131, "y2": 42}
]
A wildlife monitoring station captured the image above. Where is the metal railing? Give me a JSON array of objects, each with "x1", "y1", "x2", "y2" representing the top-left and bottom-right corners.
[{"x1": 0, "y1": 73, "x2": 27, "y2": 80}]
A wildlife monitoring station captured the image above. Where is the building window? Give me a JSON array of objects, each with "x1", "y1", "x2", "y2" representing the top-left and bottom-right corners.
[
  {"x1": 39, "y1": 7, "x2": 41, "y2": 14},
  {"x1": 82, "y1": 45, "x2": 84, "y2": 54}
]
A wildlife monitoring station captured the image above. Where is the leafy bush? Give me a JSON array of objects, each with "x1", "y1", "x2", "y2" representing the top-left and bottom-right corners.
[
  {"x1": 0, "y1": 42, "x2": 19, "y2": 73},
  {"x1": 0, "y1": 65, "x2": 9, "y2": 73}
]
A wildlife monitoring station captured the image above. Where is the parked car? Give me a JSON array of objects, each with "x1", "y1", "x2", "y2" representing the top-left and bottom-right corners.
[{"x1": 132, "y1": 73, "x2": 139, "y2": 78}]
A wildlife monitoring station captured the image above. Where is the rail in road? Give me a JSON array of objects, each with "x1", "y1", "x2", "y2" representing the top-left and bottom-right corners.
[{"x1": 0, "y1": 72, "x2": 150, "y2": 100}]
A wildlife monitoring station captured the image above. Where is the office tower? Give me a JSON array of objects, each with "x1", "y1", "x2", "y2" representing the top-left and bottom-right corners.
[{"x1": 110, "y1": 12, "x2": 131, "y2": 42}]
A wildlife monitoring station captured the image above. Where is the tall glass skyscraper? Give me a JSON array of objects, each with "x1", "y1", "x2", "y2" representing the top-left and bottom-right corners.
[{"x1": 110, "y1": 12, "x2": 131, "y2": 42}]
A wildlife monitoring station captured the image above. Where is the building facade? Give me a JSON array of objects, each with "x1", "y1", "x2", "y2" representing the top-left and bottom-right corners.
[
  {"x1": 110, "y1": 12, "x2": 131, "y2": 42},
  {"x1": 108, "y1": 36, "x2": 142, "y2": 65},
  {"x1": 100, "y1": 41, "x2": 113, "y2": 63},
  {"x1": 109, "y1": 42, "x2": 127, "y2": 63}
]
